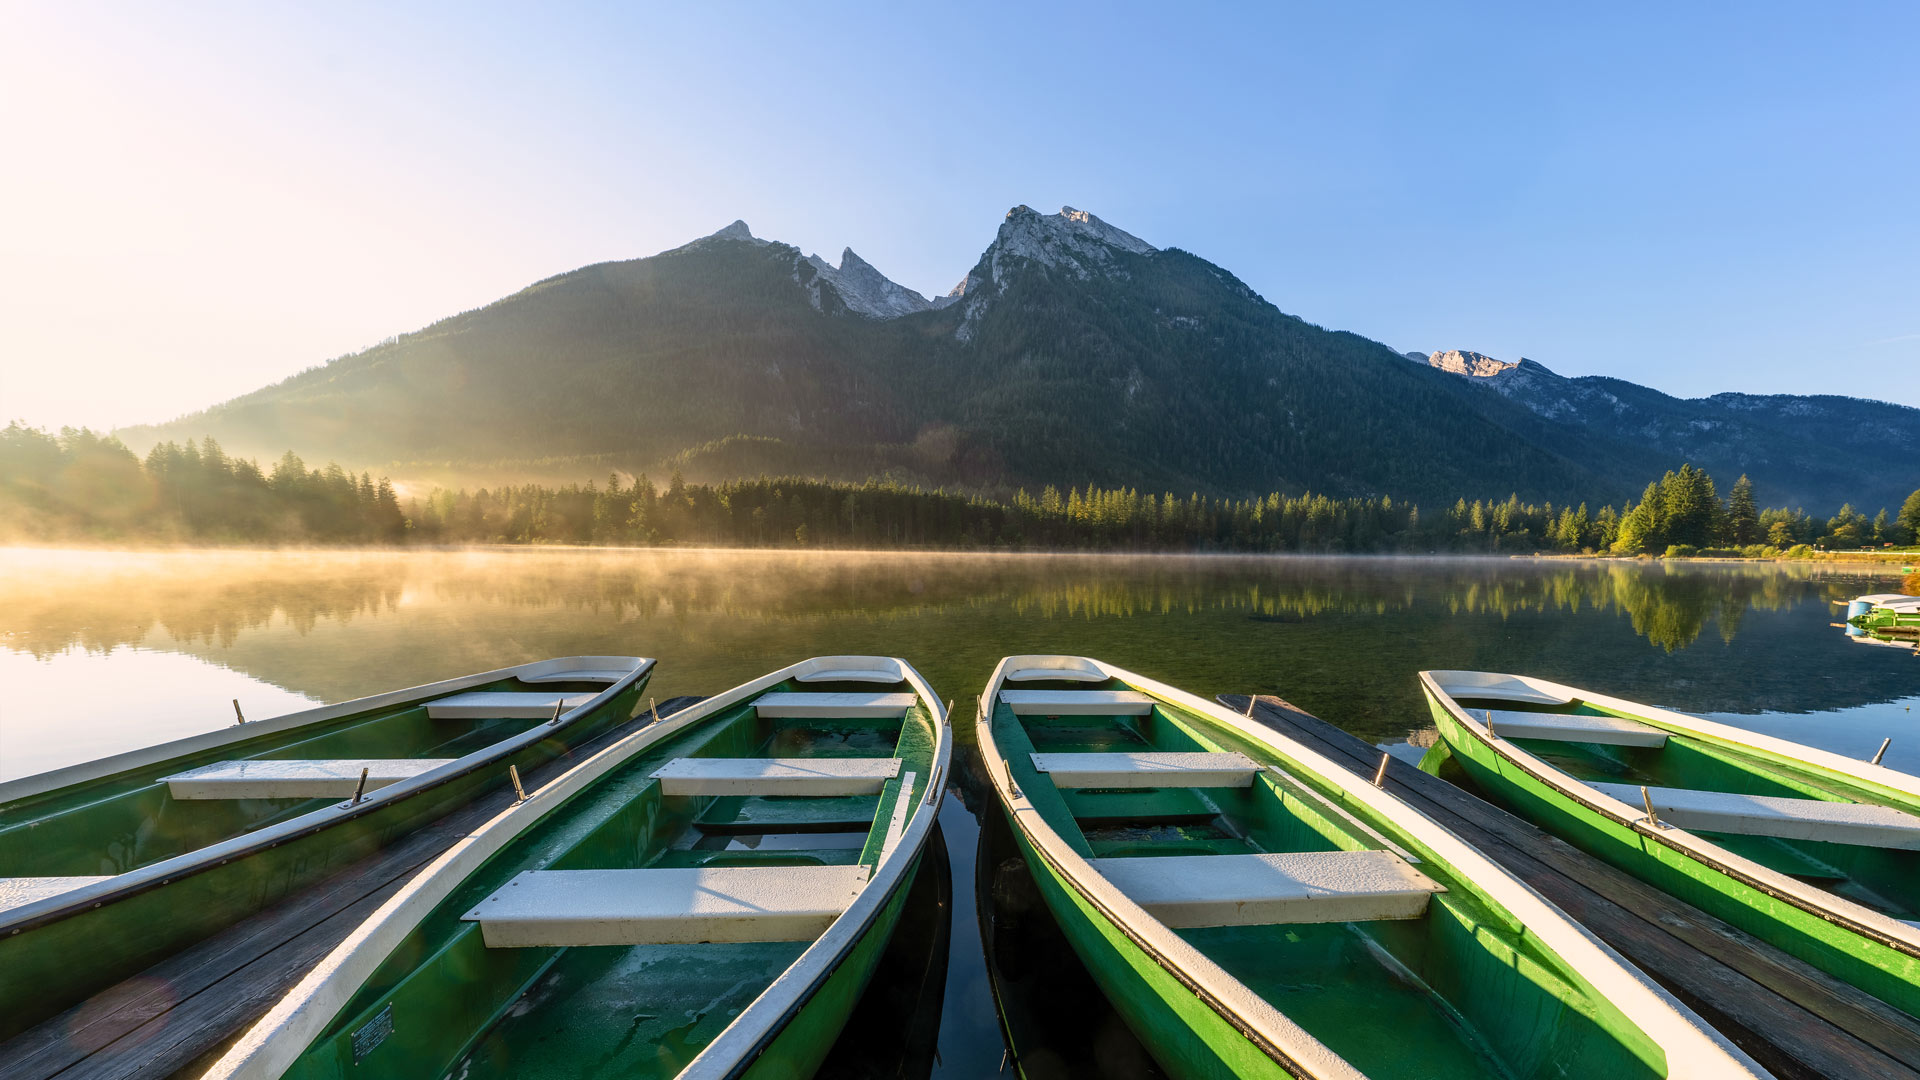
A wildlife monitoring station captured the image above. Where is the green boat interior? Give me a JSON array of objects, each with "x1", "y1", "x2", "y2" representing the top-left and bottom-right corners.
[
  {"x1": 0, "y1": 672, "x2": 629, "y2": 889},
  {"x1": 282, "y1": 678, "x2": 938, "y2": 1080},
  {"x1": 1454, "y1": 697, "x2": 1920, "y2": 922},
  {"x1": 991, "y1": 680, "x2": 1670, "y2": 1080}
]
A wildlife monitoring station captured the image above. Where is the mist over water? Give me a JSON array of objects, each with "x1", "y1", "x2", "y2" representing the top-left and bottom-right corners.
[{"x1": 4, "y1": 547, "x2": 1919, "y2": 1075}]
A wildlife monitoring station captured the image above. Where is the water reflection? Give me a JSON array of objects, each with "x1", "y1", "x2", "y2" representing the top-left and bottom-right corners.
[
  {"x1": 2, "y1": 551, "x2": 1913, "y2": 736},
  {"x1": 6, "y1": 548, "x2": 1920, "y2": 1077}
]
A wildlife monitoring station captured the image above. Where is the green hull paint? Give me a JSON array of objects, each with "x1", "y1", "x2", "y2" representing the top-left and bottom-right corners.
[
  {"x1": 268, "y1": 671, "x2": 943, "y2": 1080},
  {"x1": 0, "y1": 667, "x2": 649, "y2": 1039},
  {"x1": 1424, "y1": 690, "x2": 1920, "y2": 1020},
  {"x1": 1003, "y1": 809, "x2": 1293, "y2": 1080},
  {"x1": 985, "y1": 667, "x2": 1685, "y2": 1080}
]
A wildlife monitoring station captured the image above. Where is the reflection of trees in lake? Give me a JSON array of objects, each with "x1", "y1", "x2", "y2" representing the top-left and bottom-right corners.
[{"x1": 0, "y1": 550, "x2": 1878, "y2": 663}]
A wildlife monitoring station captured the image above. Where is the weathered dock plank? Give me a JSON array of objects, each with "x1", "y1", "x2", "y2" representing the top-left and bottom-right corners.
[
  {"x1": 0, "y1": 697, "x2": 705, "y2": 1080},
  {"x1": 1220, "y1": 693, "x2": 1920, "y2": 1080}
]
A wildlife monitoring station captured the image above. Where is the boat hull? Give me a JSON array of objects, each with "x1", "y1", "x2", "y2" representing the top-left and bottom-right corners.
[
  {"x1": 1424, "y1": 694, "x2": 1920, "y2": 1019},
  {"x1": 998, "y1": 803, "x2": 1290, "y2": 1080},
  {"x1": 0, "y1": 672, "x2": 648, "y2": 1038}
]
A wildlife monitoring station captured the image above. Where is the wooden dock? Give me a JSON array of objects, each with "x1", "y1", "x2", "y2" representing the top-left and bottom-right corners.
[
  {"x1": 1219, "y1": 693, "x2": 1920, "y2": 1080},
  {"x1": 0, "y1": 697, "x2": 707, "y2": 1080}
]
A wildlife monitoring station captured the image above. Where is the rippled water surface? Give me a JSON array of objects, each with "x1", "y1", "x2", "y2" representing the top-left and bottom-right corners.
[{"x1": 3, "y1": 548, "x2": 1918, "y2": 1076}]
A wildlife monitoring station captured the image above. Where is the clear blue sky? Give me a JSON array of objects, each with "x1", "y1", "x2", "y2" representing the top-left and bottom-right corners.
[{"x1": 4, "y1": 2, "x2": 1917, "y2": 429}]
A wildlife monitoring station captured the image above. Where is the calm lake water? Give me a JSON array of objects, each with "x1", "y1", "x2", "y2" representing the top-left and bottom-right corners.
[{"x1": 3, "y1": 548, "x2": 1919, "y2": 1076}]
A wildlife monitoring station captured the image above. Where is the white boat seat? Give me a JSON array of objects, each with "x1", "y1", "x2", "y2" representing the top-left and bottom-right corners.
[
  {"x1": 651, "y1": 756, "x2": 902, "y2": 796},
  {"x1": 0, "y1": 877, "x2": 113, "y2": 915},
  {"x1": 1091, "y1": 851, "x2": 1444, "y2": 928},
  {"x1": 1000, "y1": 690, "x2": 1154, "y2": 716},
  {"x1": 1031, "y1": 751, "x2": 1259, "y2": 789},
  {"x1": 752, "y1": 692, "x2": 916, "y2": 718},
  {"x1": 425, "y1": 691, "x2": 594, "y2": 719},
  {"x1": 794, "y1": 667, "x2": 904, "y2": 684},
  {"x1": 1590, "y1": 783, "x2": 1920, "y2": 849},
  {"x1": 519, "y1": 669, "x2": 632, "y2": 684},
  {"x1": 161, "y1": 758, "x2": 455, "y2": 799},
  {"x1": 462, "y1": 865, "x2": 868, "y2": 947},
  {"x1": 1435, "y1": 673, "x2": 1573, "y2": 706},
  {"x1": 1005, "y1": 666, "x2": 1108, "y2": 683},
  {"x1": 1483, "y1": 710, "x2": 1668, "y2": 748}
]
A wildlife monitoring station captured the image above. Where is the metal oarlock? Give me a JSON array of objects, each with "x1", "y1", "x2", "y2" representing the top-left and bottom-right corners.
[
  {"x1": 1373, "y1": 752, "x2": 1390, "y2": 787},
  {"x1": 351, "y1": 767, "x2": 370, "y2": 806},
  {"x1": 650, "y1": 697, "x2": 660, "y2": 725},
  {"x1": 548, "y1": 699, "x2": 564, "y2": 725},
  {"x1": 1872, "y1": 738, "x2": 1893, "y2": 766},
  {"x1": 1485, "y1": 710, "x2": 1496, "y2": 739},
  {"x1": 509, "y1": 764, "x2": 527, "y2": 802},
  {"x1": 232, "y1": 699, "x2": 246, "y2": 725},
  {"x1": 1640, "y1": 785, "x2": 1660, "y2": 827}
]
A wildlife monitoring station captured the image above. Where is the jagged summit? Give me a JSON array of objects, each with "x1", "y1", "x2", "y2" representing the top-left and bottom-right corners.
[
  {"x1": 952, "y1": 204, "x2": 1157, "y2": 298},
  {"x1": 800, "y1": 247, "x2": 935, "y2": 319},
  {"x1": 671, "y1": 219, "x2": 770, "y2": 254},
  {"x1": 1426, "y1": 350, "x2": 1519, "y2": 378},
  {"x1": 944, "y1": 205, "x2": 1159, "y2": 339}
]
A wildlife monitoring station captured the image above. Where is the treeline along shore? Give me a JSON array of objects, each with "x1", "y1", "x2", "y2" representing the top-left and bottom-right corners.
[{"x1": 5, "y1": 424, "x2": 1919, "y2": 554}]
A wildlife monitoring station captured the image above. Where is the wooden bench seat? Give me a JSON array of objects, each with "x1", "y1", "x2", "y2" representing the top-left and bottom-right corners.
[
  {"x1": 461, "y1": 865, "x2": 869, "y2": 947},
  {"x1": 650, "y1": 757, "x2": 902, "y2": 796},
  {"x1": 752, "y1": 692, "x2": 916, "y2": 718},
  {"x1": 1031, "y1": 751, "x2": 1259, "y2": 789},
  {"x1": 161, "y1": 758, "x2": 454, "y2": 799},
  {"x1": 425, "y1": 691, "x2": 594, "y2": 719},
  {"x1": 1484, "y1": 710, "x2": 1668, "y2": 748},
  {"x1": 0, "y1": 876, "x2": 113, "y2": 915},
  {"x1": 1591, "y1": 782, "x2": 1920, "y2": 849},
  {"x1": 1090, "y1": 850, "x2": 1444, "y2": 928},
  {"x1": 1001, "y1": 690, "x2": 1155, "y2": 716}
]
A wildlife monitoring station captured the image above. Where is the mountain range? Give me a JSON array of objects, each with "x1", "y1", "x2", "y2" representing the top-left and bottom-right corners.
[{"x1": 117, "y1": 206, "x2": 1920, "y2": 510}]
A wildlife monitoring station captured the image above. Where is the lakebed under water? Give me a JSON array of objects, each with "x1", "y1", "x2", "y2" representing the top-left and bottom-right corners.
[{"x1": 4, "y1": 548, "x2": 1918, "y2": 1077}]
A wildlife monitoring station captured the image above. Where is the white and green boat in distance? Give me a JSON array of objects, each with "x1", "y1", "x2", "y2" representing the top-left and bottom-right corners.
[
  {"x1": 978, "y1": 655, "x2": 1768, "y2": 1080},
  {"x1": 1421, "y1": 670, "x2": 1920, "y2": 1021},
  {"x1": 206, "y1": 655, "x2": 951, "y2": 1080}
]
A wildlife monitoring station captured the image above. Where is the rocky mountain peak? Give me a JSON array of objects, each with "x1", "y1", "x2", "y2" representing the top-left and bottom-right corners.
[
  {"x1": 947, "y1": 203, "x2": 1158, "y2": 325},
  {"x1": 798, "y1": 247, "x2": 935, "y2": 319},
  {"x1": 671, "y1": 219, "x2": 770, "y2": 254},
  {"x1": 1426, "y1": 350, "x2": 1519, "y2": 378}
]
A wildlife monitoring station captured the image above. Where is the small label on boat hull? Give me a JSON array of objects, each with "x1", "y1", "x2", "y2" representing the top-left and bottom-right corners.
[{"x1": 352, "y1": 1004, "x2": 394, "y2": 1063}]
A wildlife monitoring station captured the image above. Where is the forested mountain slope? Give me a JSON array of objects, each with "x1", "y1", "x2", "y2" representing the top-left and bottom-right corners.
[{"x1": 118, "y1": 206, "x2": 1917, "y2": 508}]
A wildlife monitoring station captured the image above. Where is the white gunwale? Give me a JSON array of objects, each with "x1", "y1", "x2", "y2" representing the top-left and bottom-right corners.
[
  {"x1": 204, "y1": 654, "x2": 951, "y2": 1080},
  {"x1": 1421, "y1": 668, "x2": 1920, "y2": 957},
  {"x1": 979, "y1": 654, "x2": 1766, "y2": 1080}
]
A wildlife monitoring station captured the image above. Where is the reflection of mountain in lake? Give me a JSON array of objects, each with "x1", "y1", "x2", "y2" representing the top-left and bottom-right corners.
[{"x1": 4, "y1": 551, "x2": 1916, "y2": 737}]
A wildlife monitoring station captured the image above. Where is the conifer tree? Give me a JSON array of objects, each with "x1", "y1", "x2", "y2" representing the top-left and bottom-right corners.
[{"x1": 1726, "y1": 475, "x2": 1760, "y2": 545}]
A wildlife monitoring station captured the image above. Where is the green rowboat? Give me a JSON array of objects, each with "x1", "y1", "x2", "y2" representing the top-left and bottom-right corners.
[
  {"x1": 206, "y1": 655, "x2": 950, "y2": 1080},
  {"x1": 0, "y1": 655, "x2": 654, "y2": 1039},
  {"x1": 980, "y1": 655, "x2": 1767, "y2": 1080},
  {"x1": 1422, "y1": 669, "x2": 1920, "y2": 1020}
]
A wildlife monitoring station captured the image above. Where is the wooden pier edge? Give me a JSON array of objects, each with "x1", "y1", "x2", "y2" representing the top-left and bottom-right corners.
[
  {"x1": 0, "y1": 697, "x2": 708, "y2": 1080},
  {"x1": 1220, "y1": 692, "x2": 1920, "y2": 1080}
]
